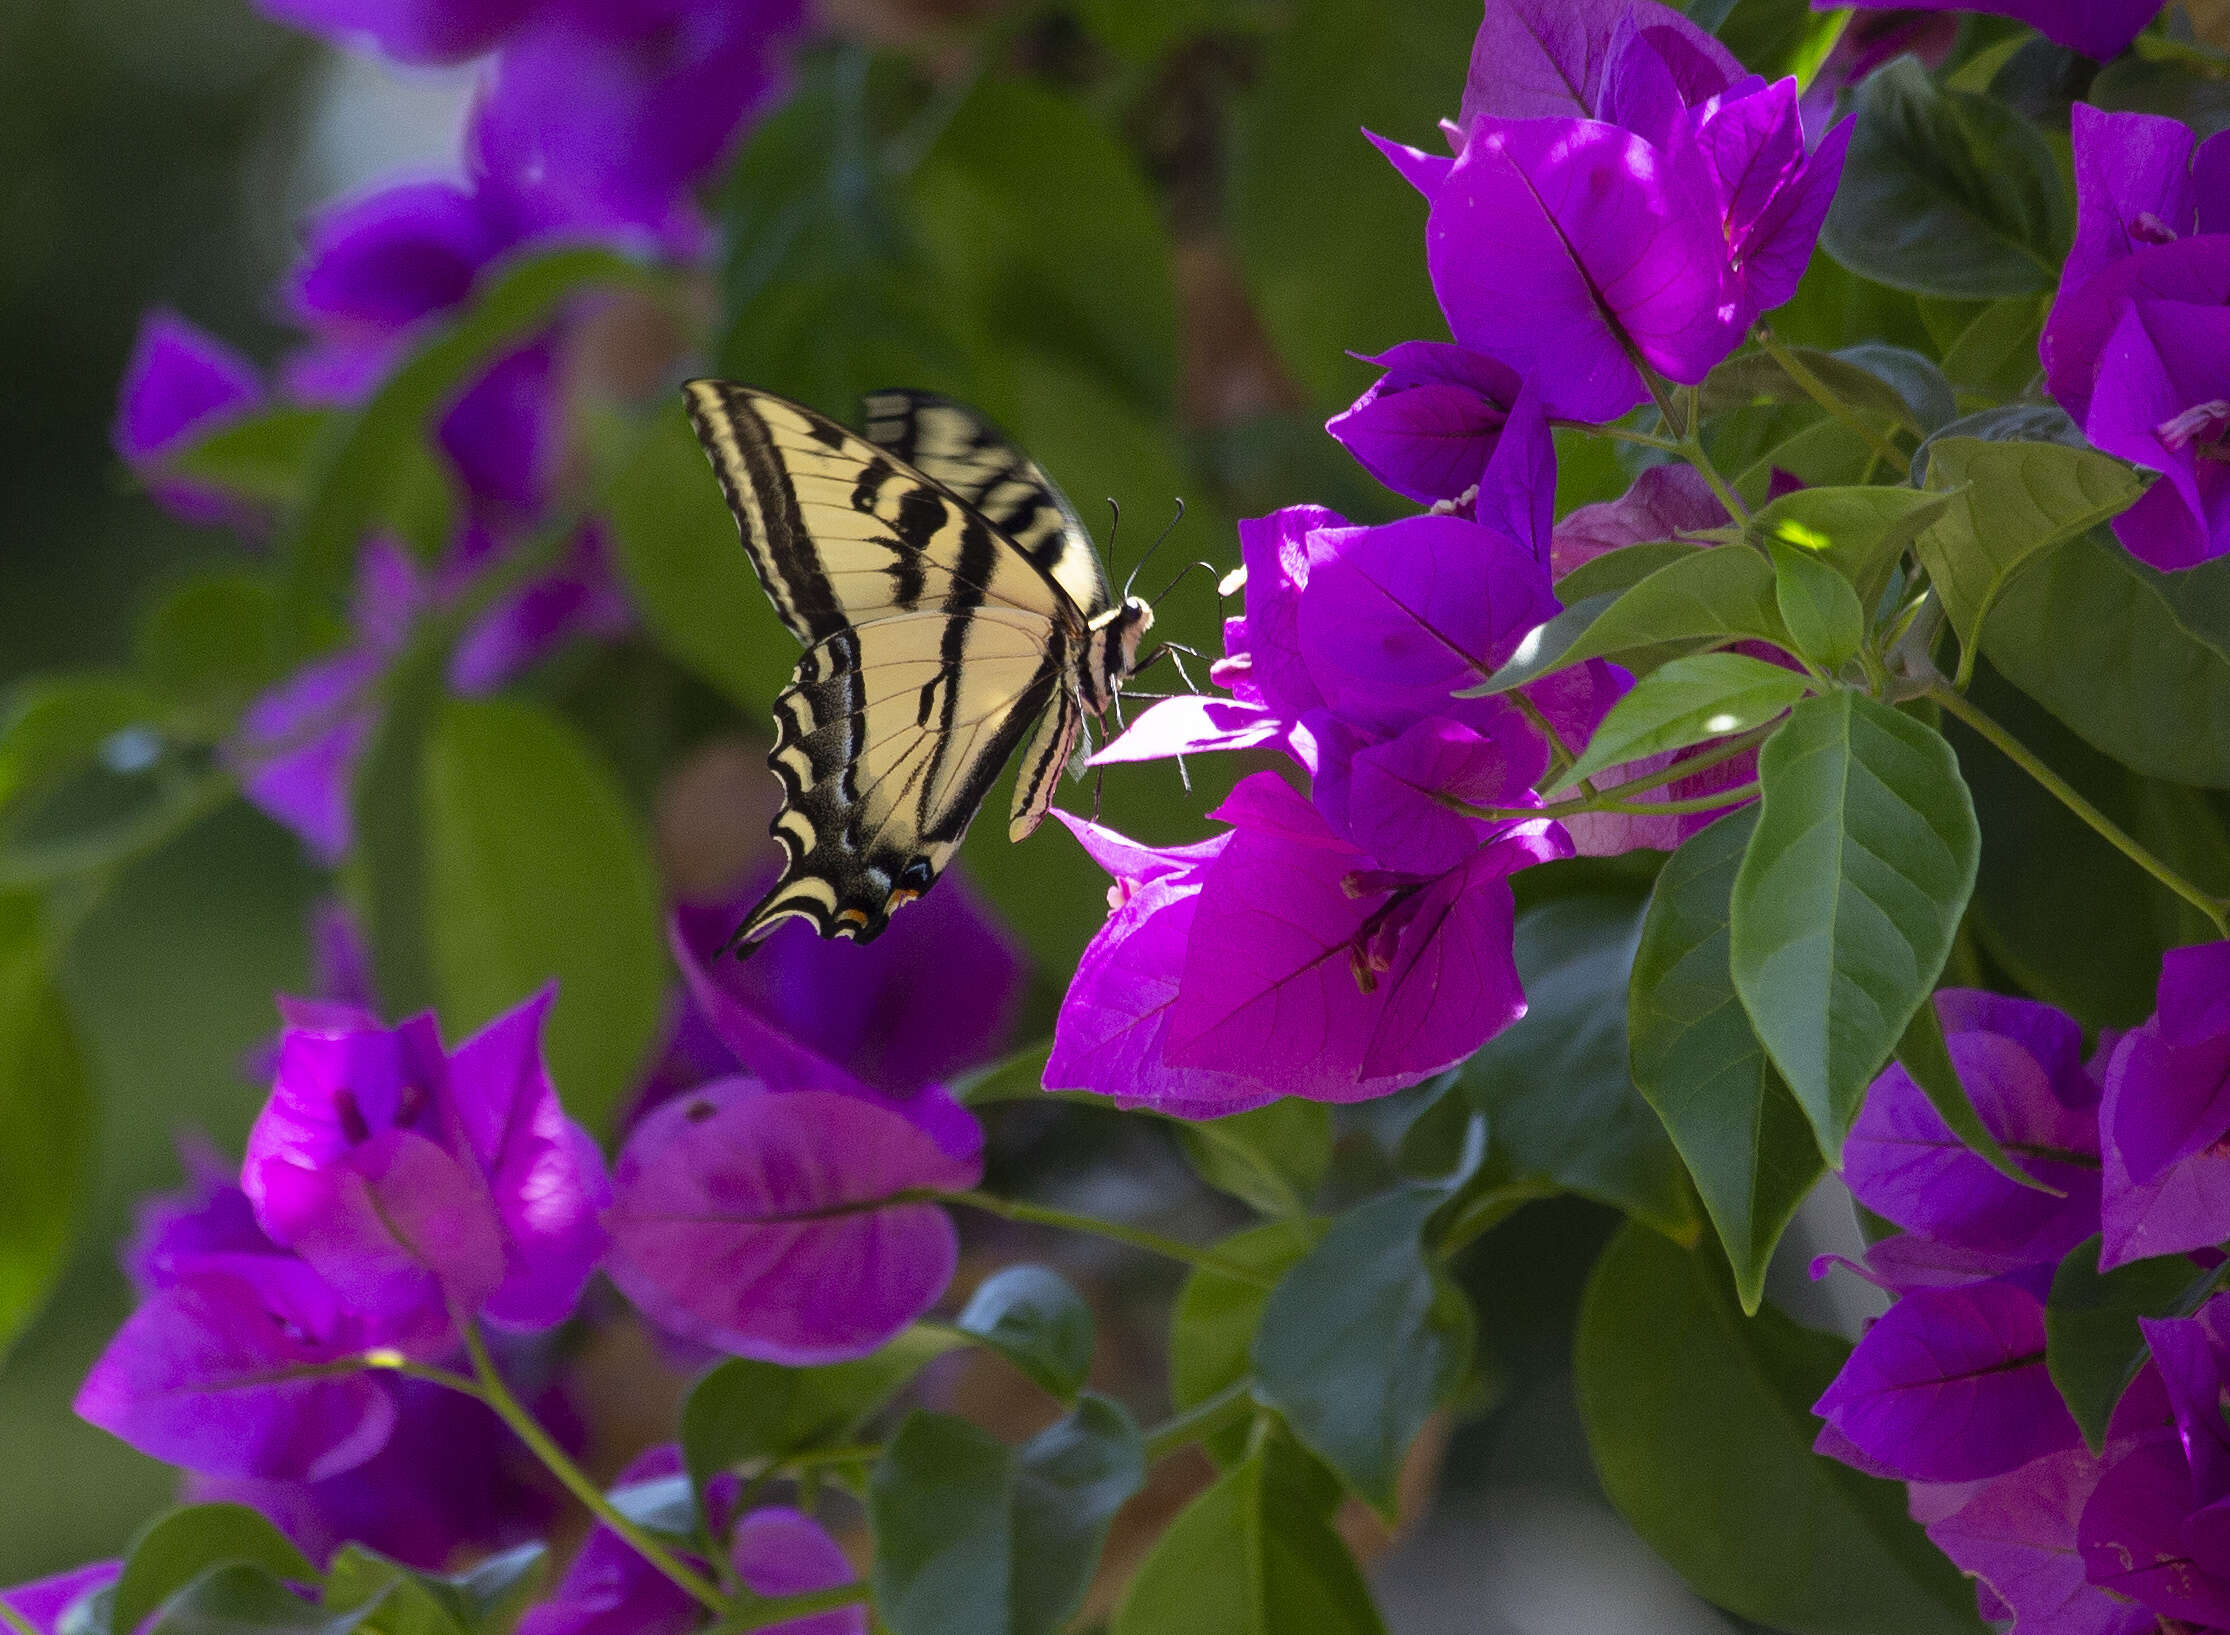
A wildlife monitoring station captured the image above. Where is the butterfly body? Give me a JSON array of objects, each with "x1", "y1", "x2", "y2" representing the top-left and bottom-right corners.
[{"x1": 682, "y1": 380, "x2": 1151, "y2": 949}]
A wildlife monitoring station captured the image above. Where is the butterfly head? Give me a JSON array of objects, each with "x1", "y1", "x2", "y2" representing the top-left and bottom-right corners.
[{"x1": 1083, "y1": 596, "x2": 1154, "y2": 714}]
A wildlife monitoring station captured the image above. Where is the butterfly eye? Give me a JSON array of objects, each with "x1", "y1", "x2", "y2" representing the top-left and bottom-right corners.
[{"x1": 899, "y1": 858, "x2": 935, "y2": 893}]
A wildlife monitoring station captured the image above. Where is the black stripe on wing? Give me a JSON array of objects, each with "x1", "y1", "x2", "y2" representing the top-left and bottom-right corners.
[{"x1": 860, "y1": 389, "x2": 1113, "y2": 619}]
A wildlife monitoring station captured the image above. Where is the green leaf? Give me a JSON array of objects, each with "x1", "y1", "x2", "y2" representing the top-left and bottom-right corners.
[
  {"x1": 1751, "y1": 484, "x2": 1954, "y2": 610},
  {"x1": 1934, "y1": 294, "x2": 2049, "y2": 396},
  {"x1": 1553, "y1": 541, "x2": 1704, "y2": 605},
  {"x1": 159, "y1": 406, "x2": 335, "y2": 511},
  {"x1": 320, "y1": 1549, "x2": 469, "y2": 1635},
  {"x1": 1982, "y1": 529, "x2": 2230, "y2": 787},
  {"x1": 421, "y1": 696, "x2": 665, "y2": 1133},
  {"x1": 680, "y1": 1326, "x2": 963, "y2": 1499},
  {"x1": 136, "y1": 573, "x2": 282, "y2": 736},
  {"x1": 2045, "y1": 1235, "x2": 2199, "y2": 1453},
  {"x1": 1578, "y1": 1225, "x2": 1983, "y2": 1634},
  {"x1": 1176, "y1": 1100, "x2": 1331, "y2": 1218},
  {"x1": 914, "y1": 78, "x2": 1177, "y2": 413},
  {"x1": 952, "y1": 1042, "x2": 1058, "y2": 1106},
  {"x1": 441, "y1": 1544, "x2": 545, "y2": 1628},
  {"x1": 1629, "y1": 810, "x2": 1823, "y2": 1313},
  {"x1": 1460, "y1": 893, "x2": 1700, "y2": 1241},
  {"x1": 605, "y1": 403, "x2": 796, "y2": 713},
  {"x1": 1733, "y1": 411, "x2": 1897, "y2": 507},
  {"x1": 114, "y1": 1505, "x2": 319, "y2": 1635},
  {"x1": 1894, "y1": 993, "x2": 2051, "y2": 1195},
  {"x1": 280, "y1": 246, "x2": 660, "y2": 648},
  {"x1": 1549, "y1": 652, "x2": 1809, "y2": 795},
  {"x1": 957, "y1": 1265, "x2": 1096, "y2": 1403},
  {"x1": 1464, "y1": 546, "x2": 1793, "y2": 696},
  {"x1": 142, "y1": 1567, "x2": 358, "y2": 1635},
  {"x1": 1836, "y1": 343, "x2": 1957, "y2": 435},
  {"x1": 0, "y1": 892, "x2": 91, "y2": 1360},
  {"x1": 1111, "y1": 1439, "x2": 1386, "y2": 1635},
  {"x1": 1730, "y1": 692, "x2": 1980, "y2": 1159},
  {"x1": 869, "y1": 1399, "x2": 1145, "y2": 1635},
  {"x1": 1915, "y1": 439, "x2": 2149, "y2": 686},
  {"x1": 1250, "y1": 1179, "x2": 1473, "y2": 1516},
  {"x1": 1073, "y1": 0, "x2": 1275, "y2": 61},
  {"x1": 1698, "y1": 346, "x2": 1926, "y2": 432},
  {"x1": 1170, "y1": 1221, "x2": 1314, "y2": 1467},
  {"x1": 1768, "y1": 536, "x2": 1866, "y2": 674},
  {"x1": 1228, "y1": 0, "x2": 1479, "y2": 407},
  {"x1": 1950, "y1": 665, "x2": 2226, "y2": 1026},
  {"x1": 1821, "y1": 56, "x2": 2068, "y2": 298},
  {"x1": 0, "y1": 673, "x2": 163, "y2": 814}
]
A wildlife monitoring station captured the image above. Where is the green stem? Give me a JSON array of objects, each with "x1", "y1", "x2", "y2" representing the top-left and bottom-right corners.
[
  {"x1": 459, "y1": 1323, "x2": 729, "y2": 1615},
  {"x1": 1929, "y1": 685, "x2": 2230, "y2": 937},
  {"x1": 1569, "y1": 420, "x2": 1683, "y2": 453},
  {"x1": 1656, "y1": 380, "x2": 1748, "y2": 523},
  {"x1": 1142, "y1": 1380, "x2": 1259, "y2": 1463},
  {"x1": 0, "y1": 1598, "x2": 42, "y2": 1635},
  {"x1": 1453, "y1": 721, "x2": 1778, "y2": 824},
  {"x1": 931, "y1": 1192, "x2": 1279, "y2": 1288},
  {"x1": 1593, "y1": 783, "x2": 1760, "y2": 817},
  {"x1": 1757, "y1": 328, "x2": 1903, "y2": 467}
]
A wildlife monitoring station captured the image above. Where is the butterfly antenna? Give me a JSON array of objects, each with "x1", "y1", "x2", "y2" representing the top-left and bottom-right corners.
[
  {"x1": 1149, "y1": 556, "x2": 1221, "y2": 611},
  {"x1": 1104, "y1": 497, "x2": 1121, "y2": 564},
  {"x1": 1121, "y1": 498, "x2": 1186, "y2": 599}
]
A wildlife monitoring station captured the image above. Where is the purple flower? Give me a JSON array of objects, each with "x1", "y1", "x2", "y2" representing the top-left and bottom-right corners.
[
  {"x1": 1326, "y1": 344, "x2": 1551, "y2": 528},
  {"x1": 2064, "y1": 106, "x2": 2230, "y2": 293},
  {"x1": 604, "y1": 1075, "x2": 979, "y2": 1364},
  {"x1": 188, "y1": 1374, "x2": 566, "y2": 1571},
  {"x1": 1817, "y1": 1, "x2": 2162, "y2": 61},
  {"x1": 2082, "y1": 299, "x2": 2230, "y2": 570},
  {"x1": 1919, "y1": 1446, "x2": 2157, "y2": 1635},
  {"x1": 76, "y1": 1254, "x2": 404, "y2": 1480},
  {"x1": 1402, "y1": 1, "x2": 1851, "y2": 422},
  {"x1": 2101, "y1": 942, "x2": 2230, "y2": 1265},
  {"x1": 0, "y1": 1565, "x2": 121, "y2": 1635},
  {"x1": 660, "y1": 868, "x2": 1023, "y2": 1108},
  {"x1": 1549, "y1": 463, "x2": 1729, "y2": 577},
  {"x1": 113, "y1": 310, "x2": 262, "y2": 523},
  {"x1": 519, "y1": 1447, "x2": 863, "y2": 1635},
  {"x1": 2075, "y1": 1298, "x2": 2230, "y2": 1626},
  {"x1": 1843, "y1": 991, "x2": 2103, "y2": 1271},
  {"x1": 242, "y1": 988, "x2": 610, "y2": 1331},
  {"x1": 1813, "y1": 1277, "x2": 2081, "y2": 1482}
]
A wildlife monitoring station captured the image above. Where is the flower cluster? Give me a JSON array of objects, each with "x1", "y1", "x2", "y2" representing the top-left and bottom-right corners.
[
  {"x1": 63, "y1": 867, "x2": 1014, "y2": 1584},
  {"x1": 2044, "y1": 104, "x2": 2230, "y2": 570},
  {"x1": 1813, "y1": 945, "x2": 2230, "y2": 1632},
  {"x1": 114, "y1": 0, "x2": 808, "y2": 862},
  {"x1": 1048, "y1": 0, "x2": 1852, "y2": 1110}
]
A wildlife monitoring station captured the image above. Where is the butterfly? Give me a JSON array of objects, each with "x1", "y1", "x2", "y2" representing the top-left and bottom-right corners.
[{"x1": 682, "y1": 381, "x2": 1160, "y2": 949}]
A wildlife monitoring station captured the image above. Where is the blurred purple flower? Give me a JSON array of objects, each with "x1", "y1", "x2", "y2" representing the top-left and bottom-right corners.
[
  {"x1": 1817, "y1": 1, "x2": 2161, "y2": 60},
  {"x1": 467, "y1": 0, "x2": 807, "y2": 250},
  {"x1": 1843, "y1": 991, "x2": 2103, "y2": 1270},
  {"x1": 76, "y1": 1254, "x2": 404, "y2": 1480},
  {"x1": 1799, "y1": 13, "x2": 1960, "y2": 145},
  {"x1": 0, "y1": 1564, "x2": 120, "y2": 1635},
  {"x1": 189, "y1": 1374, "x2": 566, "y2": 1571},
  {"x1": 1398, "y1": 0, "x2": 1850, "y2": 423},
  {"x1": 113, "y1": 310, "x2": 263, "y2": 524},
  {"x1": 255, "y1": 0, "x2": 535, "y2": 62},
  {"x1": 124, "y1": 1138, "x2": 283, "y2": 1292},
  {"x1": 519, "y1": 1447, "x2": 862, "y2": 1635},
  {"x1": 657, "y1": 868, "x2": 1023, "y2": 1111},
  {"x1": 226, "y1": 526, "x2": 631, "y2": 863},
  {"x1": 242, "y1": 988, "x2": 609, "y2": 1331},
  {"x1": 604, "y1": 1075, "x2": 979, "y2": 1364},
  {"x1": 1813, "y1": 1277, "x2": 2080, "y2": 1482}
]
